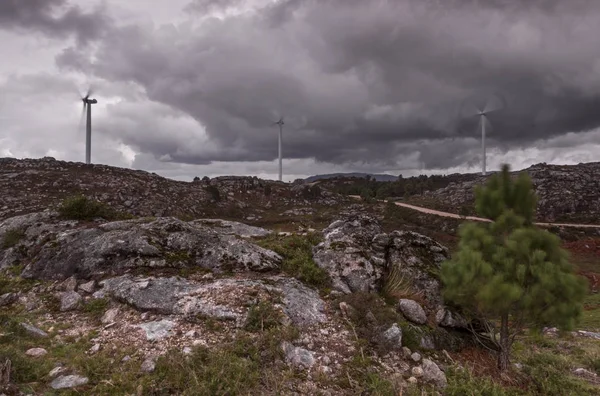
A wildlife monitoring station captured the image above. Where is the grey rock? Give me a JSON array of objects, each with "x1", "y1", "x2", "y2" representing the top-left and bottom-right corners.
[
  {"x1": 50, "y1": 375, "x2": 89, "y2": 389},
  {"x1": 402, "y1": 346, "x2": 412, "y2": 358},
  {"x1": 20, "y1": 322, "x2": 48, "y2": 338},
  {"x1": 420, "y1": 336, "x2": 435, "y2": 350},
  {"x1": 20, "y1": 217, "x2": 282, "y2": 281},
  {"x1": 398, "y1": 299, "x2": 428, "y2": 325},
  {"x1": 422, "y1": 359, "x2": 447, "y2": 389},
  {"x1": 61, "y1": 276, "x2": 78, "y2": 292},
  {"x1": 573, "y1": 330, "x2": 600, "y2": 340},
  {"x1": 140, "y1": 358, "x2": 156, "y2": 373},
  {"x1": 182, "y1": 346, "x2": 193, "y2": 355},
  {"x1": 411, "y1": 366, "x2": 424, "y2": 378},
  {"x1": 281, "y1": 341, "x2": 315, "y2": 369},
  {"x1": 411, "y1": 352, "x2": 422, "y2": 362},
  {"x1": 407, "y1": 376, "x2": 418, "y2": 384},
  {"x1": 137, "y1": 320, "x2": 175, "y2": 341},
  {"x1": 103, "y1": 275, "x2": 326, "y2": 329},
  {"x1": 89, "y1": 344, "x2": 101, "y2": 353},
  {"x1": 121, "y1": 355, "x2": 131, "y2": 363},
  {"x1": 25, "y1": 348, "x2": 47, "y2": 357},
  {"x1": 381, "y1": 323, "x2": 402, "y2": 348},
  {"x1": 0, "y1": 292, "x2": 17, "y2": 307},
  {"x1": 191, "y1": 219, "x2": 272, "y2": 238},
  {"x1": 573, "y1": 368, "x2": 597, "y2": 378},
  {"x1": 78, "y1": 280, "x2": 96, "y2": 294},
  {"x1": 313, "y1": 214, "x2": 387, "y2": 293},
  {"x1": 49, "y1": 366, "x2": 67, "y2": 377},
  {"x1": 60, "y1": 291, "x2": 82, "y2": 311},
  {"x1": 101, "y1": 308, "x2": 120, "y2": 324}
]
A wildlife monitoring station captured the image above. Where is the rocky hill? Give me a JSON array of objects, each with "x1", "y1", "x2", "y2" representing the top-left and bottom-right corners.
[
  {"x1": 0, "y1": 157, "x2": 345, "y2": 225},
  {"x1": 1, "y1": 158, "x2": 599, "y2": 395},
  {"x1": 417, "y1": 162, "x2": 600, "y2": 224}
]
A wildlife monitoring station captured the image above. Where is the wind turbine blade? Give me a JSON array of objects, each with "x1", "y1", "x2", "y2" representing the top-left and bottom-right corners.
[
  {"x1": 459, "y1": 98, "x2": 483, "y2": 119},
  {"x1": 483, "y1": 93, "x2": 506, "y2": 114},
  {"x1": 79, "y1": 102, "x2": 86, "y2": 132}
]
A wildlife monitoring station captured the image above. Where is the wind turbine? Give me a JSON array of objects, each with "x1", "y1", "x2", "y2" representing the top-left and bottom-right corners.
[
  {"x1": 271, "y1": 116, "x2": 284, "y2": 181},
  {"x1": 460, "y1": 93, "x2": 506, "y2": 176},
  {"x1": 80, "y1": 88, "x2": 97, "y2": 164}
]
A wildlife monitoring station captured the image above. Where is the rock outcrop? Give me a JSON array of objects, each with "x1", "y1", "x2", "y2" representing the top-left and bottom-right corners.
[
  {"x1": 423, "y1": 162, "x2": 600, "y2": 223},
  {"x1": 4, "y1": 216, "x2": 281, "y2": 280}
]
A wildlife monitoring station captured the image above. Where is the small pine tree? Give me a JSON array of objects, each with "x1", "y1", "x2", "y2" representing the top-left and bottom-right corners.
[{"x1": 441, "y1": 164, "x2": 587, "y2": 371}]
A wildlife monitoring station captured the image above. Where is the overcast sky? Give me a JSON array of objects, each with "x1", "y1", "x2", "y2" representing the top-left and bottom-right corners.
[{"x1": 1, "y1": 0, "x2": 600, "y2": 181}]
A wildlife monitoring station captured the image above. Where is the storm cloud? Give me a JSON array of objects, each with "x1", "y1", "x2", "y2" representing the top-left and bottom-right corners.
[
  {"x1": 2, "y1": 0, "x2": 600, "y2": 179},
  {"x1": 0, "y1": 0, "x2": 111, "y2": 44}
]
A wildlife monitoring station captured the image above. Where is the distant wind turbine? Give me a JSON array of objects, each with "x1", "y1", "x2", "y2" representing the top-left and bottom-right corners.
[
  {"x1": 80, "y1": 88, "x2": 97, "y2": 164},
  {"x1": 271, "y1": 116, "x2": 285, "y2": 181},
  {"x1": 460, "y1": 93, "x2": 506, "y2": 176}
]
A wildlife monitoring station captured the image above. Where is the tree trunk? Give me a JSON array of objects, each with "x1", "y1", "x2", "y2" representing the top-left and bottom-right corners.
[{"x1": 498, "y1": 313, "x2": 510, "y2": 371}]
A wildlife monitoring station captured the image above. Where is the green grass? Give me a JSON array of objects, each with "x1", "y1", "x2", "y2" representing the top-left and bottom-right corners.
[
  {"x1": 82, "y1": 298, "x2": 110, "y2": 322},
  {"x1": 57, "y1": 195, "x2": 133, "y2": 221},
  {"x1": 579, "y1": 293, "x2": 600, "y2": 331},
  {"x1": 244, "y1": 301, "x2": 284, "y2": 332},
  {"x1": 1, "y1": 229, "x2": 26, "y2": 249},
  {"x1": 256, "y1": 233, "x2": 330, "y2": 290}
]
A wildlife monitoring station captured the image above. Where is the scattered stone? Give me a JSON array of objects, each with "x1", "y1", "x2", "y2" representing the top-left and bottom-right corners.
[
  {"x1": 61, "y1": 276, "x2": 78, "y2": 292},
  {"x1": 121, "y1": 355, "x2": 131, "y2": 363},
  {"x1": 49, "y1": 366, "x2": 67, "y2": 377},
  {"x1": 422, "y1": 358, "x2": 447, "y2": 389},
  {"x1": 513, "y1": 363, "x2": 523, "y2": 370},
  {"x1": 0, "y1": 292, "x2": 17, "y2": 307},
  {"x1": 25, "y1": 348, "x2": 47, "y2": 357},
  {"x1": 398, "y1": 299, "x2": 427, "y2": 325},
  {"x1": 402, "y1": 347, "x2": 412, "y2": 358},
  {"x1": 78, "y1": 280, "x2": 96, "y2": 294},
  {"x1": 573, "y1": 330, "x2": 600, "y2": 340},
  {"x1": 50, "y1": 375, "x2": 89, "y2": 389},
  {"x1": 182, "y1": 346, "x2": 193, "y2": 355},
  {"x1": 407, "y1": 376, "x2": 418, "y2": 384},
  {"x1": 60, "y1": 291, "x2": 82, "y2": 311},
  {"x1": 101, "y1": 308, "x2": 120, "y2": 324},
  {"x1": 89, "y1": 344, "x2": 101, "y2": 353},
  {"x1": 573, "y1": 368, "x2": 598, "y2": 378},
  {"x1": 411, "y1": 352, "x2": 422, "y2": 362},
  {"x1": 20, "y1": 322, "x2": 48, "y2": 338},
  {"x1": 140, "y1": 358, "x2": 156, "y2": 373},
  {"x1": 381, "y1": 323, "x2": 402, "y2": 349},
  {"x1": 185, "y1": 330, "x2": 197, "y2": 338},
  {"x1": 281, "y1": 341, "x2": 315, "y2": 369},
  {"x1": 411, "y1": 366, "x2": 424, "y2": 378},
  {"x1": 137, "y1": 320, "x2": 175, "y2": 341}
]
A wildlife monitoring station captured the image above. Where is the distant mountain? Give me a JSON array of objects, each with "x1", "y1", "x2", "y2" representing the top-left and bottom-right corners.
[{"x1": 305, "y1": 173, "x2": 398, "y2": 182}]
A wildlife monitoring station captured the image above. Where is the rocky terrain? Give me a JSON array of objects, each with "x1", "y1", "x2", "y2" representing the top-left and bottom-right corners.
[
  {"x1": 0, "y1": 158, "x2": 599, "y2": 395},
  {"x1": 0, "y1": 157, "x2": 344, "y2": 224},
  {"x1": 419, "y1": 162, "x2": 600, "y2": 224}
]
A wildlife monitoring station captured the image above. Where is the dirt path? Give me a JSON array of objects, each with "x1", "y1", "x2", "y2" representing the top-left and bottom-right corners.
[{"x1": 350, "y1": 195, "x2": 600, "y2": 229}]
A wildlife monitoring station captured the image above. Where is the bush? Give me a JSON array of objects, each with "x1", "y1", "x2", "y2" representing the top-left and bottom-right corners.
[
  {"x1": 256, "y1": 233, "x2": 330, "y2": 289},
  {"x1": 205, "y1": 185, "x2": 221, "y2": 202},
  {"x1": 58, "y1": 195, "x2": 130, "y2": 221}
]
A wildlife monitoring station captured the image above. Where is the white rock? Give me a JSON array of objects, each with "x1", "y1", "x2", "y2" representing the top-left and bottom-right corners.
[
  {"x1": 407, "y1": 376, "x2": 418, "y2": 384},
  {"x1": 60, "y1": 291, "x2": 82, "y2": 312},
  {"x1": 89, "y1": 344, "x2": 101, "y2": 353},
  {"x1": 49, "y1": 366, "x2": 67, "y2": 377},
  {"x1": 101, "y1": 308, "x2": 120, "y2": 324},
  {"x1": 140, "y1": 358, "x2": 156, "y2": 373},
  {"x1": 183, "y1": 346, "x2": 193, "y2": 355},
  {"x1": 25, "y1": 348, "x2": 47, "y2": 357},
  {"x1": 51, "y1": 375, "x2": 89, "y2": 389},
  {"x1": 121, "y1": 355, "x2": 131, "y2": 363},
  {"x1": 78, "y1": 280, "x2": 96, "y2": 294},
  {"x1": 136, "y1": 320, "x2": 175, "y2": 341},
  {"x1": 411, "y1": 366, "x2": 424, "y2": 378},
  {"x1": 398, "y1": 299, "x2": 427, "y2": 325},
  {"x1": 422, "y1": 359, "x2": 447, "y2": 389}
]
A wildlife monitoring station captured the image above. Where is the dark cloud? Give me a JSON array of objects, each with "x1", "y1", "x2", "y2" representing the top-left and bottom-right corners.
[
  {"x1": 0, "y1": 0, "x2": 111, "y2": 44},
  {"x1": 184, "y1": 0, "x2": 246, "y2": 14},
  {"x1": 55, "y1": 0, "x2": 600, "y2": 169}
]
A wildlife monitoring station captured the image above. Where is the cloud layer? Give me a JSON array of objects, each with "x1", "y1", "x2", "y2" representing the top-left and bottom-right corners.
[{"x1": 2, "y1": 0, "x2": 600, "y2": 179}]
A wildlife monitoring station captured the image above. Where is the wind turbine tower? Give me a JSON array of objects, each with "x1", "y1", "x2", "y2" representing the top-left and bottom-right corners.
[
  {"x1": 273, "y1": 117, "x2": 284, "y2": 181},
  {"x1": 81, "y1": 89, "x2": 97, "y2": 164},
  {"x1": 460, "y1": 93, "x2": 505, "y2": 176}
]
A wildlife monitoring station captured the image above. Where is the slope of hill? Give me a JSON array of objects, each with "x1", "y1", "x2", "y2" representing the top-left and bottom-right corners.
[
  {"x1": 420, "y1": 162, "x2": 600, "y2": 224},
  {"x1": 0, "y1": 157, "x2": 347, "y2": 224}
]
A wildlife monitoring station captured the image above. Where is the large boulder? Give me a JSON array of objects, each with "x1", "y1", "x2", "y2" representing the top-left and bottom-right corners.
[
  {"x1": 101, "y1": 274, "x2": 327, "y2": 329},
  {"x1": 19, "y1": 217, "x2": 282, "y2": 280},
  {"x1": 387, "y1": 230, "x2": 449, "y2": 318},
  {"x1": 312, "y1": 214, "x2": 388, "y2": 293}
]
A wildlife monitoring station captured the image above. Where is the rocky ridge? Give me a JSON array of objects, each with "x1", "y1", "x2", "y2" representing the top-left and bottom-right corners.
[
  {"x1": 0, "y1": 157, "x2": 346, "y2": 222},
  {"x1": 422, "y1": 162, "x2": 600, "y2": 223}
]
